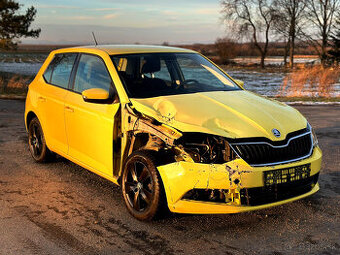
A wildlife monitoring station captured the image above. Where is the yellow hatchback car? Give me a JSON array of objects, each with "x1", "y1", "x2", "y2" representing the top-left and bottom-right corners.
[{"x1": 25, "y1": 45, "x2": 322, "y2": 220}]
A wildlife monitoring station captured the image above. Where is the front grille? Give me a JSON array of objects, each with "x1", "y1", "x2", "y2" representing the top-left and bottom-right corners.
[
  {"x1": 230, "y1": 132, "x2": 313, "y2": 166},
  {"x1": 240, "y1": 173, "x2": 319, "y2": 206}
]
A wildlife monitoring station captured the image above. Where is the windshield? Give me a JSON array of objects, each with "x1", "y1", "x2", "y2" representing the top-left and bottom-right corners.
[{"x1": 111, "y1": 53, "x2": 241, "y2": 98}]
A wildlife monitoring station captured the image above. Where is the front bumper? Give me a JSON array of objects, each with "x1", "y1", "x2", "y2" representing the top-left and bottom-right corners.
[{"x1": 157, "y1": 146, "x2": 322, "y2": 214}]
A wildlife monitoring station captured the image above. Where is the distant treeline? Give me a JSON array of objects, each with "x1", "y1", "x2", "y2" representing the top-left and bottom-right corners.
[
  {"x1": 3, "y1": 44, "x2": 76, "y2": 53},
  {"x1": 176, "y1": 41, "x2": 318, "y2": 58},
  {"x1": 6, "y1": 42, "x2": 317, "y2": 57}
]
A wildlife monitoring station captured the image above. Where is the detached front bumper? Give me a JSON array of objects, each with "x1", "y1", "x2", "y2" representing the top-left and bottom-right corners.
[{"x1": 157, "y1": 146, "x2": 322, "y2": 214}]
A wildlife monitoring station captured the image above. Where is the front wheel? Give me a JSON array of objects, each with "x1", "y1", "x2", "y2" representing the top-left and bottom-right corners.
[
  {"x1": 121, "y1": 150, "x2": 166, "y2": 221},
  {"x1": 28, "y1": 117, "x2": 53, "y2": 163}
]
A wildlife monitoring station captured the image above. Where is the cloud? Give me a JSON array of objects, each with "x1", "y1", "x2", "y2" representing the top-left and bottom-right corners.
[
  {"x1": 36, "y1": 5, "x2": 120, "y2": 12},
  {"x1": 71, "y1": 16, "x2": 95, "y2": 21},
  {"x1": 36, "y1": 4, "x2": 78, "y2": 9},
  {"x1": 103, "y1": 13, "x2": 119, "y2": 20},
  {"x1": 194, "y1": 8, "x2": 219, "y2": 15},
  {"x1": 161, "y1": 10, "x2": 177, "y2": 16},
  {"x1": 92, "y1": 8, "x2": 121, "y2": 12}
]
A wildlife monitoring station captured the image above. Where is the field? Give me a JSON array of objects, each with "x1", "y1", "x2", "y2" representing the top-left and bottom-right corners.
[{"x1": 0, "y1": 52, "x2": 339, "y2": 100}]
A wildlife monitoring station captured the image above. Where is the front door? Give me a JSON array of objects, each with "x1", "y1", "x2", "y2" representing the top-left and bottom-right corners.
[{"x1": 64, "y1": 54, "x2": 119, "y2": 178}]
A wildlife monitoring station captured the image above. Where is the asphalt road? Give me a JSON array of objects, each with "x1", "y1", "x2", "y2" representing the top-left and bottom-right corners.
[{"x1": 0, "y1": 99, "x2": 339, "y2": 255}]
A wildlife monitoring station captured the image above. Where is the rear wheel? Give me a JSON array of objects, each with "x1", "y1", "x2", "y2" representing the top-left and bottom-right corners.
[
  {"x1": 121, "y1": 150, "x2": 166, "y2": 221},
  {"x1": 28, "y1": 117, "x2": 53, "y2": 162}
]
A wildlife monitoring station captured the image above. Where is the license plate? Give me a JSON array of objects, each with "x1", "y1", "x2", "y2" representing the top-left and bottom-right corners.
[{"x1": 264, "y1": 164, "x2": 311, "y2": 186}]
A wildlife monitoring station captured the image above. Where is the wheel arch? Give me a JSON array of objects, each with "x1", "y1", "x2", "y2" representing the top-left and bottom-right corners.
[
  {"x1": 25, "y1": 111, "x2": 38, "y2": 131},
  {"x1": 121, "y1": 149, "x2": 169, "y2": 196}
]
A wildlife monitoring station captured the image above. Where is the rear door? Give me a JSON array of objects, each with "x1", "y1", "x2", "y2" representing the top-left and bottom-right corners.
[
  {"x1": 64, "y1": 53, "x2": 120, "y2": 178},
  {"x1": 38, "y1": 53, "x2": 77, "y2": 154}
]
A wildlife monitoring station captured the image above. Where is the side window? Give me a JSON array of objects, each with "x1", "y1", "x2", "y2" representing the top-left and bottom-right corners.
[
  {"x1": 43, "y1": 63, "x2": 53, "y2": 83},
  {"x1": 73, "y1": 54, "x2": 112, "y2": 93},
  {"x1": 43, "y1": 54, "x2": 77, "y2": 89}
]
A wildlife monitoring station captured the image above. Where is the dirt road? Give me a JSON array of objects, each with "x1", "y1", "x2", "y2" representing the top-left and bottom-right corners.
[{"x1": 0, "y1": 99, "x2": 339, "y2": 255}]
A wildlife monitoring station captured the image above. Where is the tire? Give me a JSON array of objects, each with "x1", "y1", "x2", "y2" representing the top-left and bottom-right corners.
[
  {"x1": 121, "y1": 150, "x2": 166, "y2": 221},
  {"x1": 28, "y1": 117, "x2": 53, "y2": 163}
]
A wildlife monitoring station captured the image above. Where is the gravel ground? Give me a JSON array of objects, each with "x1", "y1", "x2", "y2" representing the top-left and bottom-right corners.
[{"x1": 0, "y1": 99, "x2": 339, "y2": 255}]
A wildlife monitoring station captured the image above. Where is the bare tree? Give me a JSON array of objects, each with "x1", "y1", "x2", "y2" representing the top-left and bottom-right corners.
[
  {"x1": 273, "y1": 19, "x2": 291, "y2": 66},
  {"x1": 221, "y1": 0, "x2": 279, "y2": 68},
  {"x1": 273, "y1": 0, "x2": 307, "y2": 68},
  {"x1": 304, "y1": 0, "x2": 339, "y2": 64},
  {"x1": 328, "y1": 13, "x2": 340, "y2": 64}
]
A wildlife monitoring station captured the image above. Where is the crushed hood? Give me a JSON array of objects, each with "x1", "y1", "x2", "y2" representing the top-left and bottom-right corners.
[{"x1": 130, "y1": 90, "x2": 307, "y2": 141}]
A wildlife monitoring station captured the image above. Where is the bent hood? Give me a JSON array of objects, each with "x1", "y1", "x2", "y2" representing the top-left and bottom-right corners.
[{"x1": 130, "y1": 91, "x2": 307, "y2": 141}]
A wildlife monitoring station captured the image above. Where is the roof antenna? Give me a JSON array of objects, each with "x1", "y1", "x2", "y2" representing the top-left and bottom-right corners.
[{"x1": 92, "y1": 32, "x2": 98, "y2": 46}]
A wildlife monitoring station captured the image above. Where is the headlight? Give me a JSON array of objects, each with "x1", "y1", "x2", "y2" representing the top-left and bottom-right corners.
[
  {"x1": 176, "y1": 134, "x2": 237, "y2": 164},
  {"x1": 307, "y1": 122, "x2": 318, "y2": 147}
]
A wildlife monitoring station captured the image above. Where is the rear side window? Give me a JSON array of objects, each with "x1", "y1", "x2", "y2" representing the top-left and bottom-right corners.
[
  {"x1": 43, "y1": 53, "x2": 77, "y2": 89},
  {"x1": 73, "y1": 54, "x2": 112, "y2": 93}
]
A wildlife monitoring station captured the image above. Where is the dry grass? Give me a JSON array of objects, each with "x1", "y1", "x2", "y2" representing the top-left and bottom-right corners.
[
  {"x1": 279, "y1": 65, "x2": 340, "y2": 97},
  {"x1": 7, "y1": 76, "x2": 30, "y2": 89},
  {"x1": 0, "y1": 73, "x2": 32, "y2": 95}
]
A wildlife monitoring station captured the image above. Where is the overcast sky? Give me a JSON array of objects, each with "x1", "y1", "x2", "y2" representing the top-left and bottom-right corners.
[{"x1": 21, "y1": 0, "x2": 226, "y2": 45}]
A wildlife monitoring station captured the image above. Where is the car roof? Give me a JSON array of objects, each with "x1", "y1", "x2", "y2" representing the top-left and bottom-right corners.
[{"x1": 52, "y1": 44, "x2": 196, "y2": 55}]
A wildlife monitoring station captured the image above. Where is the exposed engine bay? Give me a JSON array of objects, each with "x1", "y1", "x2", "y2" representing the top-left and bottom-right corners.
[{"x1": 175, "y1": 133, "x2": 237, "y2": 164}]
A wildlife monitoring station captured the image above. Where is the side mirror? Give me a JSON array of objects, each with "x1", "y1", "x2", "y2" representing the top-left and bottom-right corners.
[
  {"x1": 235, "y1": 79, "x2": 244, "y2": 88},
  {"x1": 82, "y1": 88, "x2": 110, "y2": 103}
]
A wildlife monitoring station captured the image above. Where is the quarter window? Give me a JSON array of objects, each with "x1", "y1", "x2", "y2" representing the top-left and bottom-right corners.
[
  {"x1": 73, "y1": 54, "x2": 112, "y2": 93},
  {"x1": 43, "y1": 53, "x2": 77, "y2": 89},
  {"x1": 43, "y1": 63, "x2": 53, "y2": 83}
]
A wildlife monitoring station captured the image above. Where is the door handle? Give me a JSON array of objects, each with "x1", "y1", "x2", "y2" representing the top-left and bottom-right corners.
[
  {"x1": 38, "y1": 96, "x2": 46, "y2": 102},
  {"x1": 65, "y1": 106, "x2": 74, "y2": 113}
]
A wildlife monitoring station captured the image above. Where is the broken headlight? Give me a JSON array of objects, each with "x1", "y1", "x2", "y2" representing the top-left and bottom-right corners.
[
  {"x1": 176, "y1": 133, "x2": 237, "y2": 164},
  {"x1": 307, "y1": 122, "x2": 318, "y2": 147}
]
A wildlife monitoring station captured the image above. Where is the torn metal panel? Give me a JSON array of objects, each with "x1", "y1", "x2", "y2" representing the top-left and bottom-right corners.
[
  {"x1": 124, "y1": 104, "x2": 182, "y2": 146},
  {"x1": 118, "y1": 103, "x2": 183, "y2": 176}
]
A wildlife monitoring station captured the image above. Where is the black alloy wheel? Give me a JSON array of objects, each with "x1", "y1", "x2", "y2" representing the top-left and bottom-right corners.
[{"x1": 122, "y1": 150, "x2": 165, "y2": 220}]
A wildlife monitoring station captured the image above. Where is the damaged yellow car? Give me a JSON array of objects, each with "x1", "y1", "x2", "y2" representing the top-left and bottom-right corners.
[{"x1": 25, "y1": 45, "x2": 322, "y2": 220}]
